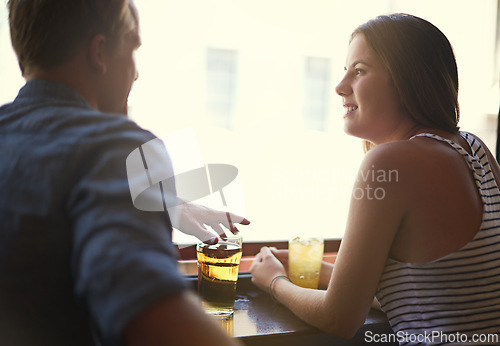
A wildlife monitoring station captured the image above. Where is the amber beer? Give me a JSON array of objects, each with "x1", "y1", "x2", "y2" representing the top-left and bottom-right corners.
[{"x1": 197, "y1": 236, "x2": 242, "y2": 317}]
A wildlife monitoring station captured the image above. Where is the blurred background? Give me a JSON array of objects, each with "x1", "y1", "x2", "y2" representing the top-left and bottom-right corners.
[{"x1": 1, "y1": 0, "x2": 498, "y2": 243}]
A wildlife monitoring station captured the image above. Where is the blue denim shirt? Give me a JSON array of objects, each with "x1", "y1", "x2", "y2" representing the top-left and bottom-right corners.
[{"x1": 0, "y1": 80, "x2": 187, "y2": 346}]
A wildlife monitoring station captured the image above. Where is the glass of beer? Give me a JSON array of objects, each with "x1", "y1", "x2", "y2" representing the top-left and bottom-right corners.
[
  {"x1": 288, "y1": 236, "x2": 324, "y2": 289},
  {"x1": 197, "y1": 235, "x2": 242, "y2": 318}
]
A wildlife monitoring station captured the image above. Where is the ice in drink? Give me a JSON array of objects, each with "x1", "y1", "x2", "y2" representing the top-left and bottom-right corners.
[{"x1": 288, "y1": 236, "x2": 324, "y2": 289}]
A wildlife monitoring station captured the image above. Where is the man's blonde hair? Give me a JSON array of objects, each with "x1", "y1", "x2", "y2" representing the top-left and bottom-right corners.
[{"x1": 8, "y1": 0, "x2": 136, "y2": 75}]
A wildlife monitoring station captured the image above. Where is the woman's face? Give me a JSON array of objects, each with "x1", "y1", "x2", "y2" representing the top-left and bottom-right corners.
[{"x1": 335, "y1": 34, "x2": 412, "y2": 144}]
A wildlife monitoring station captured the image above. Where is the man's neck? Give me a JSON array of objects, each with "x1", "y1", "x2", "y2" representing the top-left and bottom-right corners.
[{"x1": 25, "y1": 57, "x2": 99, "y2": 111}]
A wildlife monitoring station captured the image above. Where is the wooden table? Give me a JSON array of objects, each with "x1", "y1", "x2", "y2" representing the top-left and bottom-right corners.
[{"x1": 185, "y1": 273, "x2": 397, "y2": 346}]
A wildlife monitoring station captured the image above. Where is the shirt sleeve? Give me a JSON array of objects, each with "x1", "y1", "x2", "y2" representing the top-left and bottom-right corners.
[{"x1": 66, "y1": 125, "x2": 188, "y2": 346}]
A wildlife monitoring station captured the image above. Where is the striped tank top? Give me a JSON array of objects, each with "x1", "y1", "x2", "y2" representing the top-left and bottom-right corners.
[{"x1": 376, "y1": 131, "x2": 500, "y2": 345}]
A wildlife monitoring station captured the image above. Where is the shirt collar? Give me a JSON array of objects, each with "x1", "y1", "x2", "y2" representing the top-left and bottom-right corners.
[{"x1": 16, "y1": 79, "x2": 93, "y2": 110}]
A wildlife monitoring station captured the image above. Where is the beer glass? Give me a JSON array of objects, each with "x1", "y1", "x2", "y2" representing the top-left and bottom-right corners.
[
  {"x1": 288, "y1": 236, "x2": 324, "y2": 289},
  {"x1": 197, "y1": 235, "x2": 242, "y2": 317}
]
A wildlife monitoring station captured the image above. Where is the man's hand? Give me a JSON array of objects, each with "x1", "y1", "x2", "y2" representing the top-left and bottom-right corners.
[
  {"x1": 124, "y1": 291, "x2": 242, "y2": 346},
  {"x1": 169, "y1": 202, "x2": 250, "y2": 244}
]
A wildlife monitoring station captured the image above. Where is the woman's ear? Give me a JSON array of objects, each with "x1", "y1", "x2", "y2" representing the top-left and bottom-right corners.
[{"x1": 89, "y1": 34, "x2": 107, "y2": 74}]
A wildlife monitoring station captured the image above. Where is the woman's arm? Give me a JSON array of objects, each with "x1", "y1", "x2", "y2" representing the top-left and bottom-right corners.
[
  {"x1": 318, "y1": 261, "x2": 334, "y2": 289},
  {"x1": 250, "y1": 143, "x2": 410, "y2": 338},
  {"x1": 268, "y1": 248, "x2": 333, "y2": 289}
]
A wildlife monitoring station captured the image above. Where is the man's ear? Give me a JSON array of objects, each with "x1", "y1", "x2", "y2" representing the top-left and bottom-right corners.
[{"x1": 89, "y1": 34, "x2": 107, "y2": 74}]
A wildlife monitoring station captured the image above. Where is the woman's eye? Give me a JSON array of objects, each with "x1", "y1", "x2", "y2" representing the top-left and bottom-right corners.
[{"x1": 355, "y1": 68, "x2": 364, "y2": 75}]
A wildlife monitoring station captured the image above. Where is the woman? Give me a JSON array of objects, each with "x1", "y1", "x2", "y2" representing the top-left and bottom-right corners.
[{"x1": 250, "y1": 13, "x2": 500, "y2": 344}]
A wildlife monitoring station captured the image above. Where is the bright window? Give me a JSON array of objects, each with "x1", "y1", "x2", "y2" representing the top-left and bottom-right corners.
[
  {"x1": 303, "y1": 56, "x2": 331, "y2": 131},
  {"x1": 206, "y1": 48, "x2": 238, "y2": 129},
  {"x1": 1, "y1": 0, "x2": 498, "y2": 244}
]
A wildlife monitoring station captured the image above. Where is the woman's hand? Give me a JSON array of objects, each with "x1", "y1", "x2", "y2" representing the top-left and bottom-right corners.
[
  {"x1": 249, "y1": 247, "x2": 288, "y2": 292},
  {"x1": 269, "y1": 248, "x2": 289, "y2": 274}
]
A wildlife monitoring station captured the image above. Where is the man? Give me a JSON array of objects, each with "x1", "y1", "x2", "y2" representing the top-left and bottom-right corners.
[{"x1": 1, "y1": 1, "x2": 246, "y2": 345}]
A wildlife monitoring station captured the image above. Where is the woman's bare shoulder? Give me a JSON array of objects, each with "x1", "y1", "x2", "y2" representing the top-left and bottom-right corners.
[
  {"x1": 363, "y1": 136, "x2": 468, "y2": 167},
  {"x1": 360, "y1": 139, "x2": 430, "y2": 171},
  {"x1": 358, "y1": 137, "x2": 467, "y2": 194},
  {"x1": 352, "y1": 140, "x2": 430, "y2": 209}
]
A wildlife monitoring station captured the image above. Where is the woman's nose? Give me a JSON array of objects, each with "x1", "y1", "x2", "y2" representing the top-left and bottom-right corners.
[{"x1": 335, "y1": 75, "x2": 351, "y2": 96}]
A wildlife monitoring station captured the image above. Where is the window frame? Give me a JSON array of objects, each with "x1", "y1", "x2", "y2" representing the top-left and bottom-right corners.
[{"x1": 176, "y1": 238, "x2": 341, "y2": 260}]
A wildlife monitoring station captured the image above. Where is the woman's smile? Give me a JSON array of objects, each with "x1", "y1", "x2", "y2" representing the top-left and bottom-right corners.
[{"x1": 343, "y1": 103, "x2": 358, "y2": 118}]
